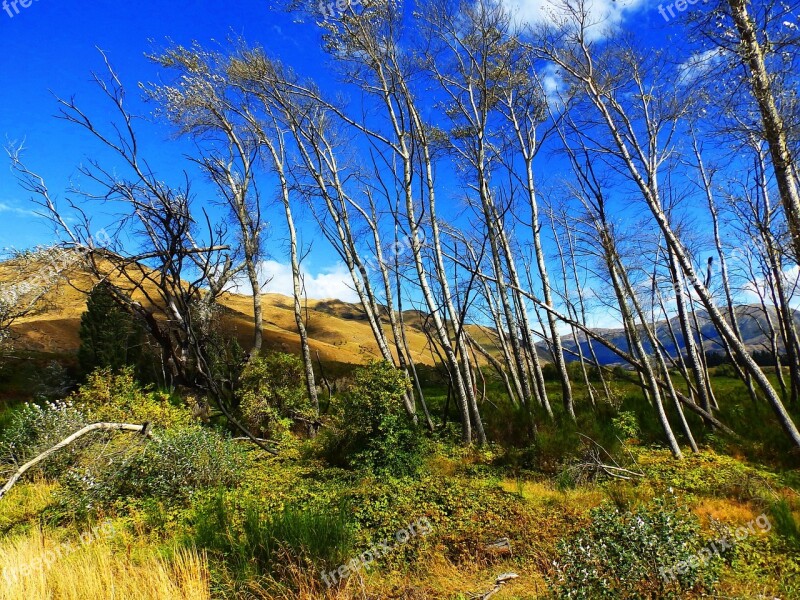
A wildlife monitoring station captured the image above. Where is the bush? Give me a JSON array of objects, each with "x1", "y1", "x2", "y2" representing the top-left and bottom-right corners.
[
  {"x1": 58, "y1": 426, "x2": 245, "y2": 515},
  {"x1": 550, "y1": 499, "x2": 720, "y2": 599},
  {"x1": 72, "y1": 368, "x2": 192, "y2": 429},
  {"x1": 321, "y1": 361, "x2": 425, "y2": 476},
  {"x1": 237, "y1": 353, "x2": 313, "y2": 441},
  {"x1": 193, "y1": 494, "x2": 355, "y2": 581},
  {"x1": 611, "y1": 411, "x2": 640, "y2": 441},
  {"x1": 0, "y1": 400, "x2": 87, "y2": 478}
]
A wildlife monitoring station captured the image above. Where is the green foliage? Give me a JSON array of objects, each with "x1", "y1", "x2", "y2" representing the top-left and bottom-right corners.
[
  {"x1": 72, "y1": 367, "x2": 192, "y2": 429},
  {"x1": 611, "y1": 411, "x2": 640, "y2": 441},
  {"x1": 0, "y1": 400, "x2": 87, "y2": 478},
  {"x1": 550, "y1": 499, "x2": 720, "y2": 599},
  {"x1": 57, "y1": 425, "x2": 245, "y2": 516},
  {"x1": 78, "y1": 282, "x2": 147, "y2": 377},
  {"x1": 769, "y1": 499, "x2": 800, "y2": 547},
  {"x1": 192, "y1": 493, "x2": 355, "y2": 581},
  {"x1": 237, "y1": 353, "x2": 313, "y2": 441},
  {"x1": 321, "y1": 361, "x2": 425, "y2": 476}
]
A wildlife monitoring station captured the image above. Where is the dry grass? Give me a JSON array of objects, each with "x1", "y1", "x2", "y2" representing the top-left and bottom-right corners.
[
  {"x1": 0, "y1": 480, "x2": 57, "y2": 532},
  {"x1": 498, "y1": 478, "x2": 606, "y2": 510},
  {"x1": 692, "y1": 497, "x2": 761, "y2": 525},
  {"x1": 370, "y1": 554, "x2": 547, "y2": 599},
  {"x1": 0, "y1": 527, "x2": 210, "y2": 600},
  {"x1": 238, "y1": 552, "x2": 547, "y2": 599}
]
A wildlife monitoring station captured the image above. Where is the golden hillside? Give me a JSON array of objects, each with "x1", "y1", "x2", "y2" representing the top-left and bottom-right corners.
[{"x1": 0, "y1": 256, "x2": 453, "y2": 367}]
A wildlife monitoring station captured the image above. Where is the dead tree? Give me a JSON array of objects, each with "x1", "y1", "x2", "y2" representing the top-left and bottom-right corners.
[{"x1": 9, "y1": 58, "x2": 273, "y2": 453}]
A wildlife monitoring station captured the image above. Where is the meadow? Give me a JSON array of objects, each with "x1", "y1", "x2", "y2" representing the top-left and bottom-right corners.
[{"x1": 1, "y1": 360, "x2": 798, "y2": 599}]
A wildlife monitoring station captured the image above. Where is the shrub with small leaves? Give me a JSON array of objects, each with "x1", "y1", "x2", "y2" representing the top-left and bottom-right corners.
[
  {"x1": 0, "y1": 400, "x2": 87, "y2": 479},
  {"x1": 57, "y1": 425, "x2": 245, "y2": 516},
  {"x1": 549, "y1": 499, "x2": 720, "y2": 599},
  {"x1": 237, "y1": 353, "x2": 313, "y2": 441},
  {"x1": 72, "y1": 367, "x2": 192, "y2": 429},
  {"x1": 612, "y1": 411, "x2": 640, "y2": 441}
]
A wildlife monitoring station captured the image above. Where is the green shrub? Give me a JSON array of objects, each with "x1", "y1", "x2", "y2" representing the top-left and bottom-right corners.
[
  {"x1": 321, "y1": 361, "x2": 425, "y2": 476},
  {"x1": 0, "y1": 400, "x2": 87, "y2": 478},
  {"x1": 193, "y1": 494, "x2": 355, "y2": 580},
  {"x1": 72, "y1": 367, "x2": 191, "y2": 429},
  {"x1": 612, "y1": 411, "x2": 640, "y2": 441},
  {"x1": 237, "y1": 353, "x2": 313, "y2": 441},
  {"x1": 550, "y1": 499, "x2": 720, "y2": 599},
  {"x1": 57, "y1": 426, "x2": 244, "y2": 515}
]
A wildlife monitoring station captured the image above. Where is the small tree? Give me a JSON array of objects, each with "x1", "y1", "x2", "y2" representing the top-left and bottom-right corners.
[
  {"x1": 325, "y1": 361, "x2": 423, "y2": 476},
  {"x1": 78, "y1": 282, "x2": 145, "y2": 377}
]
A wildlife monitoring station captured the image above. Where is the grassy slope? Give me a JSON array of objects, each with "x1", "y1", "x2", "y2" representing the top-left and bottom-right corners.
[
  {"x1": 2, "y1": 259, "x2": 463, "y2": 368},
  {"x1": 1, "y1": 445, "x2": 798, "y2": 599}
]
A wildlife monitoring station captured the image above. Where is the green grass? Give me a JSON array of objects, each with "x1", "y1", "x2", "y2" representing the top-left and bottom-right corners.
[{"x1": 3, "y1": 361, "x2": 800, "y2": 598}]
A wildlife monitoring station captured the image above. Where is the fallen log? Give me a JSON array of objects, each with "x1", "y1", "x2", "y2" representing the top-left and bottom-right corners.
[{"x1": 469, "y1": 573, "x2": 519, "y2": 599}]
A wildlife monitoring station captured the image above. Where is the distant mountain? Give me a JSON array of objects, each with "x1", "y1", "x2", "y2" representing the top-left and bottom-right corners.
[{"x1": 557, "y1": 305, "x2": 800, "y2": 366}]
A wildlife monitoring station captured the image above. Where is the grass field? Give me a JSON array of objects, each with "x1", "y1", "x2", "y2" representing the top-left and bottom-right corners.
[{"x1": 1, "y1": 363, "x2": 799, "y2": 599}]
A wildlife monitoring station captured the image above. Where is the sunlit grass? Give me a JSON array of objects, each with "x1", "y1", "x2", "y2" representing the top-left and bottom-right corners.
[
  {"x1": 0, "y1": 480, "x2": 57, "y2": 533},
  {"x1": 0, "y1": 527, "x2": 210, "y2": 600}
]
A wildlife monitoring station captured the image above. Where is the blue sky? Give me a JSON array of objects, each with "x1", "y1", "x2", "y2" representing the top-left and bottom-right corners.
[{"x1": 0, "y1": 0, "x2": 715, "y2": 314}]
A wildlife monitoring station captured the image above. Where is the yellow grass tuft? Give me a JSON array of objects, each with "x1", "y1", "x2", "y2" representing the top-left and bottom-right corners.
[
  {"x1": 499, "y1": 478, "x2": 605, "y2": 510},
  {"x1": 692, "y1": 498, "x2": 761, "y2": 525},
  {"x1": 0, "y1": 527, "x2": 210, "y2": 600},
  {"x1": 0, "y1": 480, "x2": 57, "y2": 532}
]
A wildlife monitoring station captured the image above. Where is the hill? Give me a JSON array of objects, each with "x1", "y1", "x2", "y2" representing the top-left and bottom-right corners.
[
  {"x1": 0, "y1": 257, "x2": 444, "y2": 367},
  {"x1": 559, "y1": 305, "x2": 800, "y2": 365},
  {"x1": 3, "y1": 255, "x2": 792, "y2": 369}
]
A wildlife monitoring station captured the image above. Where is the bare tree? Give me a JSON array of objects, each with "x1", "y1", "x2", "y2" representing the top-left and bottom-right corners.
[
  {"x1": 9, "y1": 59, "x2": 274, "y2": 453},
  {"x1": 145, "y1": 45, "x2": 267, "y2": 358},
  {"x1": 537, "y1": 0, "x2": 800, "y2": 448}
]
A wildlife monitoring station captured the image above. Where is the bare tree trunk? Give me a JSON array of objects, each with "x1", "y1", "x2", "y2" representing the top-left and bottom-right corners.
[
  {"x1": 692, "y1": 134, "x2": 758, "y2": 402},
  {"x1": 727, "y1": 0, "x2": 800, "y2": 264},
  {"x1": 551, "y1": 209, "x2": 596, "y2": 408},
  {"x1": 667, "y1": 248, "x2": 714, "y2": 424},
  {"x1": 540, "y1": 18, "x2": 800, "y2": 447}
]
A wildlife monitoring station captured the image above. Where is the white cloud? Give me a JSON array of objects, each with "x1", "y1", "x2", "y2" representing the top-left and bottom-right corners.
[
  {"x1": 232, "y1": 260, "x2": 359, "y2": 303},
  {"x1": 676, "y1": 48, "x2": 726, "y2": 87},
  {"x1": 539, "y1": 62, "x2": 566, "y2": 111},
  {"x1": 742, "y1": 265, "x2": 800, "y2": 310},
  {"x1": 0, "y1": 201, "x2": 37, "y2": 217},
  {"x1": 499, "y1": 0, "x2": 648, "y2": 40}
]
